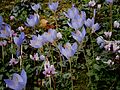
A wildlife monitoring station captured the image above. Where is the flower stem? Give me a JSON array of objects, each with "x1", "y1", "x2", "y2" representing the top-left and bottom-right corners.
[
  {"x1": 49, "y1": 76, "x2": 51, "y2": 89},
  {"x1": 69, "y1": 58, "x2": 73, "y2": 90},
  {"x1": 54, "y1": 12, "x2": 58, "y2": 31},
  {"x1": 110, "y1": 3, "x2": 112, "y2": 32},
  {"x1": 90, "y1": 33, "x2": 95, "y2": 61},
  {"x1": 20, "y1": 45, "x2": 23, "y2": 69}
]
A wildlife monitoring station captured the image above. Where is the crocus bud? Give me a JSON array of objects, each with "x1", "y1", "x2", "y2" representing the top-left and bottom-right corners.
[
  {"x1": 97, "y1": 4, "x2": 101, "y2": 9},
  {"x1": 40, "y1": 55, "x2": 45, "y2": 60},
  {"x1": 88, "y1": 0, "x2": 96, "y2": 7},
  {"x1": 10, "y1": 16, "x2": 15, "y2": 20},
  {"x1": 114, "y1": 21, "x2": 119, "y2": 28},
  {"x1": 57, "y1": 32, "x2": 62, "y2": 39}
]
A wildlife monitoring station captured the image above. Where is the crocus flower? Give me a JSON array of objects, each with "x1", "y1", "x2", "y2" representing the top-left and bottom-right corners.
[
  {"x1": 68, "y1": 16, "x2": 84, "y2": 30},
  {"x1": 25, "y1": 14, "x2": 39, "y2": 27},
  {"x1": 85, "y1": 17, "x2": 100, "y2": 33},
  {"x1": 71, "y1": 27, "x2": 86, "y2": 43},
  {"x1": 31, "y1": 3, "x2": 41, "y2": 11},
  {"x1": 9, "y1": 58, "x2": 19, "y2": 66},
  {"x1": 48, "y1": 2, "x2": 59, "y2": 11},
  {"x1": 88, "y1": 0, "x2": 96, "y2": 7},
  {"x1": 58, "y1": 42, "x2": 78, "y2": 59},
  {"x1": 104, "y1": 31, "x2": 112, "y2": 38},
  {"x1": 57, "y1": 32, "x2": 62, "y2": 39},
  {"x1": 42, "y1": 29, "x2": 57, "y2": 43},
  {"x1": 40, "y1": 55, "x2": 45, "y2": 60},
  {"x1": 14, "y1": 32, "x2": 25, "y2": 47},
  {"x1": 4, "y1": 69, "x2": 27, "y2": 90},
  {"x1": 114, "y1": 21, "x2": 119, "y2": 28},
  {"x1": 18, "y1": 26, "x2": 24, "y2": 31},
  {"x1": 0, "y1": 40, "x2": 7, "y2": 46},
  {"x1": 43, "y1": 61, "x2": 56, "y2": 77},
  {"x1": 0, "y1": 24, "x2": 12, "y2": 38},
  {"x1": 96, "y1": 56, "x2": 101, "y2": 61},
  {"x1": 96, "y1": 36, "x2": 105, "y2": 48},
  {"x1": 106, "y1": 0, "x2": 113, "y2": 4},
  {"x1": 64, "y1": 6, "x2": 79, "y2": 19},
  {"x1": 97, "y1": 4, "x2": 101, "y2": 9},
  {"x1": 30, "y1": 53, "x2": 39, "y2": 61},
  {"x1": 30, "y1": 34, "x2": 44, "y2": 48},
  {"x1": 10, "y1": 16, "x2": 15, "y2": 20}
]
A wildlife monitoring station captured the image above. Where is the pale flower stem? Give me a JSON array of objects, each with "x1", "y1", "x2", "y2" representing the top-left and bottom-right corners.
[
  {"x1": 69, "y1": 58, "x2": 73, "y2": 90},
  {"x1": 54, "y1": 12, "x2": 58, "y2": 31},
  {"x1": 49, "y1": 76, "x2": 52, "y2": 88},
  {"x1": 20, "y1": 45, "x2": 23, "y2": 69},
  {"x1": 11, "y1": 36, "x2": 13, "y2": 59}
]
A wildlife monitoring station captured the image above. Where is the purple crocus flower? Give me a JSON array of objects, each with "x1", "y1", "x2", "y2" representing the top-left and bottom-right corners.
[
  {"x1": 58, "y1": 42, "x2": 78, "y2": 59},
  {"x1": 106, "y1": 0, "x2": 113, "y2": 4},
  {"x1": 64, "y1": 6, "x2": 79, "y2": 19},
  {"x1": 4, "y1": 69, "x2": 27, "y2": 90},
  {"x1": 42, "y1": 29, "x2": 57, "y2": 43},
  {"x1": 9, "y1": 58, "x2": 19, "y2": 66},
  {"x1": 31, "y1": 3, "x2": 41, "y2": 11},
  {"x1": 30, "y1": 34, "x2": 45, "y2": 48},
  {"x1": 67, "y1": 16, "x2": 84, "y2": 30},
  {"x1": 85, "y1": 17, "x2": 100, "y2": 33},
  {"x1": 48, "y1": 2, "x2": 59, "y2": 11},
  {"x1": 43, "y1": 61, "x2": 56, "y2": 77},
  {"x1": 71, "y1": 27, "x2": 86, "y2": 43},
  {"x1": 25, "y1": 14, "x2": 39, "y2": 27},
  {"x1": 14, "y1": 32, "x2": 25, "y2": 47},
  {"x1": 0, "y1": 24, "x2": 12, "y2": 38}
]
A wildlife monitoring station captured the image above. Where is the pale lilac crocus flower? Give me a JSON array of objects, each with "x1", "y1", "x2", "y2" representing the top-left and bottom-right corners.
[
  {"x1": 104, "y1": 31, "x2": 112, "y2": 38},
  {"x1": 30, "y1": 34, "x2": 45, "y2": 48},
  {"x1": 31, "y1": 3, "x2": 41, "y2": 11},
  {"x1": 40, "y1": 55, "x2": 45, "y2": 60},
  {"x1": 42, "y1": 29, "x2": 57, "y2": 43},
  {"x1": 106, "y1": 0, "x2": 113, "y2": 4},
  {"x1": 48, "y1": 2, "x2": 59, "y2": 12},
  {"x1": 4, "y1": 69, "x2": 27, "y2": 90},
  {"x1": 18, "y1": 26, "x2": 24, "y2": 31},
  {"x1": 14, "y1": 32, "x2": 25, "y2": 47},
  {"x1": 0, "y1": 40, "x2": 7, "y2": 46},
  {"x1": 71, "y1": 27, "x2": 86, "y2": 43},
  {"x1": 25, "y1": 14, "x2": 39, "y2": 27},
  {"x1": 96, "y1": 36, "x2": 105, "y2": 48},
  {"x1": 88, "y1": 0, "x2": 96, "y2": 7},
  {"x1": 43, "y1": 61, "x2": 56, "y2": 77},
  {"x1": 85, "y1": 17, "x2": 100, "y2": 33},
  {"x1": 57, "y1": 32, "x2": 62, "y2": 39},
  {"x1": 64, "y1": 6, "x2": 79, "y2": 19},
  {"x1": 10, "y1": 16, "x2": 15, "y2": 20},
  {"x1": 9, "y1": 58, "x2": 19, "y2": 66},
  {"x1": 58, "y1": 42, "x2": 78, "y2": 59},
  {"x1": 0, "y1": 24, "x2": 12, "y2": 38},
  {"x1": 114, "y1": 21, "x2": 119, "y2": 28},
  {"x1": 30, "y1": 53, "x2": 39, "y2": 61}
]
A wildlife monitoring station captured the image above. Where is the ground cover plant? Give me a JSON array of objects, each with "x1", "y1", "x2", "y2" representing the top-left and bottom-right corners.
[{"x1": 0, "y1": 0, "x2": 120, "y2": 90}]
